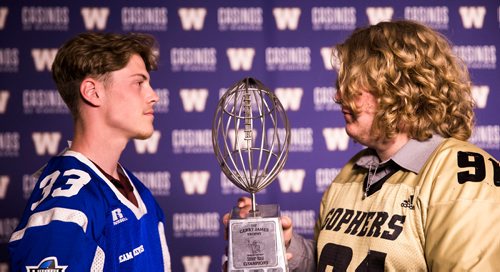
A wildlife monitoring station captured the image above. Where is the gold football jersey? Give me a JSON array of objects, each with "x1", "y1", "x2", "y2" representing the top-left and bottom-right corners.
[{"x1": 315, "y1": 138, "x2": 499, "y2": 271}]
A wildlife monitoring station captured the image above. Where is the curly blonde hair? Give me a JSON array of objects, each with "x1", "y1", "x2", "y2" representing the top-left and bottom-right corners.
[{"x1": 335, "y1": 20, "x2": 474, "y2": 141}]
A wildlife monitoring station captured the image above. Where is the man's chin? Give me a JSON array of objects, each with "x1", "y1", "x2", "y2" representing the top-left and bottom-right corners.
[{"x1": 136, "y1": 130, "x2": 154, "y2": 140}]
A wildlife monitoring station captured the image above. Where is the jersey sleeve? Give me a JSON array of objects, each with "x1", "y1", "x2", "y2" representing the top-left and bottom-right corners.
[
  {"x1": 9, "y1": 216, "x2": 101, "y2": 271},
  {"x1": 9, "y1": 159, "x2": 105, "y2": 271},
  {"x1": 421, "y1": 141, "x2": 500, "y2": 271}
]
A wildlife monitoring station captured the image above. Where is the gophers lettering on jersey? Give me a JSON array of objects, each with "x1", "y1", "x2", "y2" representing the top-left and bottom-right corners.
[
  {"x1": 320, "y1": 208, "x2": 405, "y2": 241},
  {"x1": 315, "y1": 157, "x2": 425, "y2": 271}
]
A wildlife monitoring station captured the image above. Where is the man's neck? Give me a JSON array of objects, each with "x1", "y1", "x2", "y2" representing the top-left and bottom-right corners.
[
  {"x1": 373, "y1": 133, "x2": 410, "y2": 162},
  {"x1": 70, "y1": 123, "x2": 128, "y2": 178}
]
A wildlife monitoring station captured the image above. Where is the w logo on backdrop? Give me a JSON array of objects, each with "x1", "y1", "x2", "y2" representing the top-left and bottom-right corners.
[
  {"x1": 179, "y1": 89, "x2": 209, "y2": 112},
  {"x1": 322, "y1": 128, "x2": 350, "y2": 151},
  {"x1": 181, "y1": 171, "x2": 210, "y2": 195},
  {"x1": 31, "y1": 49, "x2": 58, "y2": 72},
  {"x1": 366, "y1": 7, "x2": 394, "y2": 25},
  {"x1": 275, "y1": 88, "x2": 303, "y2": 111},
  {"x1": 182, "y1": 255, "x2": 211, "y2": 272},
  {"x1": 459, "y1": 6, "x2": 486, "y2": 29},
  {"x1": 133, "y1": 131, "x2": 161, "y2": 154},
  {"x1": 178, "y1": 8, "x2": 207, "y2": 30},
  {"x1": 81, "y1": 7, "x2": 110, "y2": 30},
  {"x1": 226, "y1": 48, "x2": 255, "y2": 71},
  {"x1": 278, "y1": 169, "x2": 306, "y2": 193},
  {"x1": 32, "y1": 132, "x2": 61, "y2": 156},
  {"x1": 273, "y1": 8, "x2": 301, "y2": 30}
]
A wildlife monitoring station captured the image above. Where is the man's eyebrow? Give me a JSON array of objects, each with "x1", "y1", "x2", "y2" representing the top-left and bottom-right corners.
[{"x1": 130, "y1": 73, "x2": 148, "y2": 80}]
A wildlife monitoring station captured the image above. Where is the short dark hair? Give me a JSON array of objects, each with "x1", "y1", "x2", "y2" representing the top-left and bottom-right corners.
[{"x1": 51, "y1": 32, "x2": 158, "y2": 119}]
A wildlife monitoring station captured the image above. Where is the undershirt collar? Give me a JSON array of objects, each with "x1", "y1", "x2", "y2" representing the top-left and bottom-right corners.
[
  {"x1": 356, "y1": 135, "x2": 444, "y2": 174},
  {"x1": 91, "y1": 161, "x2": 139, "y2": 207}
]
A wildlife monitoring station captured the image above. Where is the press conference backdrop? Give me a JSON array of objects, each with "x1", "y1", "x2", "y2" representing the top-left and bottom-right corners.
[{"x1": 0, "y1": 0, "x2": 499, "y2": 271}]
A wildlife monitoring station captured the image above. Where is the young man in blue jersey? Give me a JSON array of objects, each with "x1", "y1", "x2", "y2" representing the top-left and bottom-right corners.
[
  {"x1": 226, "y1": 20, "x2": 499, "y2": 271},
  {"x1": 9, "y1": 33, "x2": 171, "y2": 271}
]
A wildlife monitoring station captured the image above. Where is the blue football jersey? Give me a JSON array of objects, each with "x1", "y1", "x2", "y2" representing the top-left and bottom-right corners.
[{"x1": 9, "y1": 151, "x2": 171, "y2": 271}]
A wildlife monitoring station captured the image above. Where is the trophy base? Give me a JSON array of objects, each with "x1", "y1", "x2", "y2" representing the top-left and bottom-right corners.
[{"x1": 227, "y1": 204, "x2": 288, "y2": 272}]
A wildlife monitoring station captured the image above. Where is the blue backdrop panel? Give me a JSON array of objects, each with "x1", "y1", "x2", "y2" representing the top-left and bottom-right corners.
[{"x1": 0, "y1": 1, "x2": 498, "y2": 271}]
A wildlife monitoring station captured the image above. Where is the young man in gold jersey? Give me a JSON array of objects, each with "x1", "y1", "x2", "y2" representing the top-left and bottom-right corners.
[{"x1": 227, "y1": 20, "x2": 499, "y2": 271}]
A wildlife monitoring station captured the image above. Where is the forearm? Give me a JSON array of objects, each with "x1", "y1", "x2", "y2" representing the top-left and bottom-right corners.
[{"x1": 286, "y1": 232, "x2": 316, "y2": 272}]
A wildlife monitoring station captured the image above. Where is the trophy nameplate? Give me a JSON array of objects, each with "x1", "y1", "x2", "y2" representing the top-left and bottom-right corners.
[{"x1": 228, "y1": 205, "x2": 287, "y2": 271}]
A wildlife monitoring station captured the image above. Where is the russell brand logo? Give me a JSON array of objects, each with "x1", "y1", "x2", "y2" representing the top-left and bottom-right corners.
[{"x1": 111, "y1": 208, "x2": 128, "y2": 225}]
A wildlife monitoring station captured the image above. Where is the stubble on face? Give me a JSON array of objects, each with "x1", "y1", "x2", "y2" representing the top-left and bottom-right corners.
[{"x1": 341, "y1": 91, "x2": 378, "y2": 146}]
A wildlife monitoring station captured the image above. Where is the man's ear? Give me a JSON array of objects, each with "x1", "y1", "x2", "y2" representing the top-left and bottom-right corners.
[{"x1": 80, "y1": 78, "x2": 101, "y2": 106}]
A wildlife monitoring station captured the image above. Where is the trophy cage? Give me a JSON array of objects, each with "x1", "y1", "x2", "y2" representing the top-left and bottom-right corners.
[{"x1": 212, "y1": 77, "x2": 291, "y2": 213}]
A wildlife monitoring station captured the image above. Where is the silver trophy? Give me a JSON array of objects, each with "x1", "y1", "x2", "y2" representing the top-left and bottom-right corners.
[{"x1": 212, "y1": 77, "x2": 291, "y2": 272}]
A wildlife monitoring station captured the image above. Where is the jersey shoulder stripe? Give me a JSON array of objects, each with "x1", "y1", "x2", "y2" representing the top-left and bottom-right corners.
[{"x1": 10, "y1": 207, "x2": 88, "y2": 242}]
